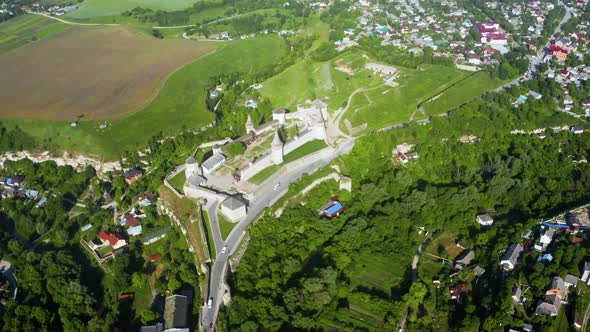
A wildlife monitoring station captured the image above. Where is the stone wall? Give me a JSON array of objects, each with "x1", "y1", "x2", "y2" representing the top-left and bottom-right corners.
[
  {"x1": 183, "y1": 184, "x2": 227, "y2": 202},
  {"x1": 283, "y1": 127, "x2": 326, "y2": 155},
  {"x1": 238, "y1": 154, "x2": 274, "y2": 181}
]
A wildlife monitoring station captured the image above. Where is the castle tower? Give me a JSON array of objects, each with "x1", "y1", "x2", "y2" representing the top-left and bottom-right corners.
[
  {"x1": 185, "y1": 156, "x2": 200, "y2": 177},
  {"x1": 272, "y1": 108, "x2": 287, "y2": 125},
  {"x1": 245, "y1": 115, "x2": 255, "y2": 134},
  {"x1": 271, "y1": 130, "x2": 284, "y2": 164}
]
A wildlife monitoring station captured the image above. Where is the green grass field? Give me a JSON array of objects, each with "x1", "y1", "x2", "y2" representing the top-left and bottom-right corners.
[
  {"x1": 422, "y1": 71, "x2": 503, "y2": 117},
  {"x1": 0, "y1": 14, "x2": 69, "y2": 54},
  {"x1": 66, "y1": 0, "x2": 199, "y2": 19},
  {"x1": 349, "y1": 250, "x2": 407, "y2": 293},
  {"x1": 168, "y1": 171, "x2": 186, "y2": 193},
  {"x1": 260, "y1": 49, "x2": 475, "y2": 132},
  {"x1": 343, "y1": 64, "x2": 469, "y2": 130},
  {"x1": 248, "y1": 140, "x2": 328, "y2": 184},
  {"x1": 202, "y1": 210, "x2": 217, "y2": 258},
  {"x1": 218, "y1": 214, "x2": 236, "y2": 240},
  {"x1": 2, "y1": 35, "x2": 287, "y2": 159},
  {"x1": 426, "y1": 232, "x2": 463, "y2": 260}
]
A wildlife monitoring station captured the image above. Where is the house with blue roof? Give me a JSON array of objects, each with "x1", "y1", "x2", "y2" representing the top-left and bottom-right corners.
[{"x1": 319, "y1": 197, "x2": 345, "y2": 218}]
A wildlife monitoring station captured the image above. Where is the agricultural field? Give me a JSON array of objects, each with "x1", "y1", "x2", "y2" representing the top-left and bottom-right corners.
[
  {"x1": 0, "y1": 14, "x2": 70, "y2": 54},
  {"x1": 1, "y1": 34, "x2": 286, "y2": 158},
  {"x1": 65, "y1": 0, "x2": 199, "y2": 19},
  {"x1": 0, "y1": 25, "x2": 216, "y2": 121}
]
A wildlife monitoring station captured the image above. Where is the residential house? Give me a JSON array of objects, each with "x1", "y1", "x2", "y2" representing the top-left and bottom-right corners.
[
  {"x1": 142, "y1": 228, "x2": 169, "y2": 245},
  {"x1": 124, "y1": 169, "x2": 143, "y2": 185},
  {"x1": 534, "y1": 226, "x2": 555, "y2": 251},
  {"x1": 127, "y1": 225, "x2": 143, "y2": 237},
  {"x1": 500, "y1": 244, "x2": 523, "y2": 270},
  {"x1": 565, "y1": 274, "x2": 578, "y2": 288},
  {"x1": 477, "y1": 214, "x2": 494, "y2": 226},
  {"x1": 319, "y1": 197, "x2": 345, "y2": 218},
  {"x1": 140, "y1": 323, "x2": 163, "y2": 332},
  {"x1": 581, "y1": 262, "x2": 590, "y2": 284},
  {"x1": 455, "y1": 250, "x2": 475, "y2": 270},
  {"x1": 512, "y1": 284, "x2": 522, "y2": 303},
  {"x1": 99, "y1": 231, "x2": 127, "y2": 250},
  {"x1": 449, "y1": 283, "x2": 469, "y2": 300},
  {"x1": 535, "y1": 276, "x2": 567, "y2": 316},
  {"x1": 570, "y1": 125, "x2": 585, "y2": 134},
  {"x1": 164, "y1": 294, "x2": 188, "y2": 329}
]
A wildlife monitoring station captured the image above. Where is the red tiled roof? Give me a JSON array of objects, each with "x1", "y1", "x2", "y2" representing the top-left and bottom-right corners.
[
  {"x1": 99, "y1": 231, "x2": 121, "y2": 248},
  {"x1": 149, "y1": 253, "x2": 162, "y2": 262}
]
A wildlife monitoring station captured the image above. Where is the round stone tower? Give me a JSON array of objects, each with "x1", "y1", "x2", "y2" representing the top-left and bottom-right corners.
[
  {"x1": 185, "y1": 156, "x2": 200, "y2": 177},
  {"x1": 271, "y1": 130, "x2": 284, "y2": 164}
]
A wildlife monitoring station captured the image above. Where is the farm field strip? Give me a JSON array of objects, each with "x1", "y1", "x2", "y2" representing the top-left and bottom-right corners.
[
  {"x1": 0, "y1": 14, "x2": 70, "y2": 54},
  {"x1": 65, "y1": 0, "x2": 199, "y2": 19}
]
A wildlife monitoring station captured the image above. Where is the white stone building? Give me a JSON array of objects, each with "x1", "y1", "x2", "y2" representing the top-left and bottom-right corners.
[{"x1": 220, "y1": 195, "x2": 247, "y2": 222}]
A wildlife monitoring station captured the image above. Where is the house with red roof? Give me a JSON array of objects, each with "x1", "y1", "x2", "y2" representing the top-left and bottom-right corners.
[{"x1": 99, "y1": 231, "x2": 127, "y2": 250}]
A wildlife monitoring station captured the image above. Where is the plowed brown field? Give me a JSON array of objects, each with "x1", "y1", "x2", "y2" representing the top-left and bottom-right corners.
[{"x1": 0, "y1": 26, "x2": 215, "y2": 120}]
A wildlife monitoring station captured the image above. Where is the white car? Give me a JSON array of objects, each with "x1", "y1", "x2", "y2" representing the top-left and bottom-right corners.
[
  {"x1": 208, "y1": 297, "x2": 213, "y2": 308},
  {"x1": 273, "y1": 182, "x2": 280, "y2": 191},
  {"x1": 222, "y1": 245, "x2": 227, "y2": 254}
]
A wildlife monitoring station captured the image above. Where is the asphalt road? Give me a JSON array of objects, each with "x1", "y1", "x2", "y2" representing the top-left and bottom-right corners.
[
  {"x1": 206, "y1": 201, "x2": 223, "y2": 253},
  {"x1": 200, "y1": 139, "x2": 355, "y2": 330}
]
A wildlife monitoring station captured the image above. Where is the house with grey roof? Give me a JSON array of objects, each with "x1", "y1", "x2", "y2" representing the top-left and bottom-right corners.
[
  {"x1": 202, "y1": 153, "x2": 226, "y2": 175},
  {"x1": 500, "y1": 244, "x2": 523, "y2": 270},
  {"x1": 476, "y1": 214, "x2": 494, "y2": 226},
  {"x1": 140, "y1": 323, "x2": 163, "y2": 332},
  {"x1": 535, "y1": 276, "x2": 568, "y2": 316},
  {"x1": 582, "y1": 262, "x2": 590, "y2": 284},
  {"x1": 164, "y1": 294, "x2": 188, "y2": 329},
  {"x1": 454, "y1": 250, "x2": 475, "y2": 270},
  {"x1": 220, "y1": 195, "x2": 247, "y2": 222}
]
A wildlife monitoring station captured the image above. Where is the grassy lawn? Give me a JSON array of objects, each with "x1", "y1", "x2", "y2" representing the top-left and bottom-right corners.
[
  {"x1": 551, "y1": 306, "x2": 570, "y2": 332},
  {"x1": 349, "y1": 250, "x2": 407, "y2": 293},
  {"x1": 260, "y1": 47, "x2": 475, "y2": 133},
  {"x1": 0, "y1": 14, "x2": 70, "y2": 54},
  {"x1": 422, "y1": 71, "x2": 503, "y2": 116},
  {"x1": 168, "y1": 171, "x2": 186, "y2": 193},
  {"x1": 66, "y1": 0, "x2": 198, "y2": 19},
  {"x1": 344, "y1": 64, "x2": 469, "y2": 130},
  {"x1": 131, "y1": 281, "x2": 153, "y2": 316},
  {"x1": 426, "y1": 232, "x2": 463, "y2": 260},
  {"x1": 218, "y1": 214, "x2": 236, "y2": 240},
  {"x1": 248, "y1": 140, "x2": 328, "y2": 184},
  {"x1": 2, "y1": 35, "x2": 287, "y2": 159},
  {"x1": 202, "y1": 210, "x2": 217, "y2": 258}
]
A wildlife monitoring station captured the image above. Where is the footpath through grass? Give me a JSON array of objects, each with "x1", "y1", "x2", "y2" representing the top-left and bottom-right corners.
[{"x1": 2, "y1": 35, "x2": 287, "y2": 159}]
